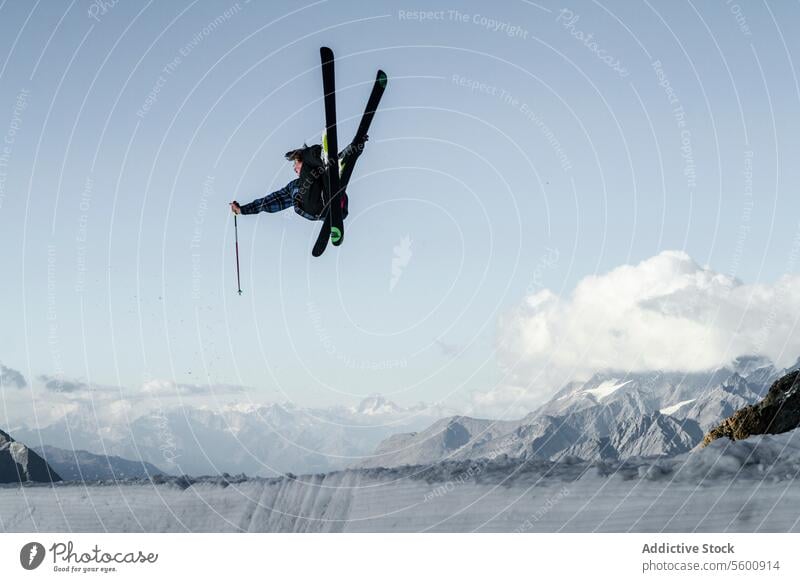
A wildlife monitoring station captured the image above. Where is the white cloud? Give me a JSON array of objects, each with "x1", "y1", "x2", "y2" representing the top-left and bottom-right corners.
[
  {"x1": 469, "y1": 383, "x2": 542, "y2": 420},
  {"x1": 140, "y1": 378, "x2": 248, "y2": 397},
  {"x1": 2, "y1": 374, "x2": 257, "y2": 429},
  {"x1": 482, "y1": 250, "x2": 800, "y2": 415}
]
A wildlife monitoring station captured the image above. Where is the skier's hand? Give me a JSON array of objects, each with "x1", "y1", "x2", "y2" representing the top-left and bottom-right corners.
[{"x1": 230, "y1": 201, "x2": 241, "y2": 215}]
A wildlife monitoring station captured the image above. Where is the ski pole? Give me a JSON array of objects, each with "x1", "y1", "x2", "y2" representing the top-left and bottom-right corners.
[{"x1": 234, "y1": 214, "x2": 242, "y2": 295}]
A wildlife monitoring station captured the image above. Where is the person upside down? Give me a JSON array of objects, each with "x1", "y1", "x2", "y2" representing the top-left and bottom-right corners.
[{"x1": 229, "y1": 135, "x2": 367, "y2": 220}]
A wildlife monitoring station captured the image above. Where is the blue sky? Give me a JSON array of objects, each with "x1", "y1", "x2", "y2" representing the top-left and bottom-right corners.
[{"x1": 1, "y1": 0, "x2": 800, "y2": 422}]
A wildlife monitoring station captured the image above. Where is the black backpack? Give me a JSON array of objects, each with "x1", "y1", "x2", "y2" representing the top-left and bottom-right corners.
[{"x1": 286, "y1": 144, "x2": 326, "y2": 217}]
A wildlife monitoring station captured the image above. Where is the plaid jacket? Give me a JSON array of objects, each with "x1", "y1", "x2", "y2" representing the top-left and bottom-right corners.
[
  {"x1": 239, "y1": 179, "x2": 319, "y2": 221},
  {"x1": 241, "y1": 140, "x2": 361, "y2": 221}
]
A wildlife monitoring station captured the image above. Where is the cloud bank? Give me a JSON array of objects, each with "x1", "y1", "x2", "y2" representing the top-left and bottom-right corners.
[
  {"x1": 141, "y1": 379, "x2": 249, "y2": 397},
  {"x1": 39, "y1": 375, "x2": 88, "y2": 393},
  {"x1": 481, "y1": 250, "x2": 800, "y2": 416},
  {"x1": 0, "y1": 364, "x2": 26, "y2": 388}
]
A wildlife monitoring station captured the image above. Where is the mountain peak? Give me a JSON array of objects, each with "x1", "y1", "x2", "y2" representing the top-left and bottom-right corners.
[
  {"x1": 732, "y1": 354, "x2": 773, "y2": 376},
  {"x1": 356, "y1": 395, "x2": 403, "y2": 416}
]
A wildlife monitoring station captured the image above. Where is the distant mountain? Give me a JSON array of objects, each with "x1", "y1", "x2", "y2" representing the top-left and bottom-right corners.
[
  {"x1": 363, "y1": 407, "x2": 703, "y2": 467},
  {"x1": 0, "y1": 428, "x2": 61, "y2": 483},
  {"x1": 361, "y1": 416, "x2": 516, "y2": 468},
  {"x1": 13, "y1": 396, "x2": 450, "y2": 477},
  {"x1": 33, "y1": 446, "x2": 167, "y2": 481},
  {"x1": 363, "y1": 355, "x2": 788, "y2": 468},
  {"x1": 355, "y1": 395, "x2": 405, "y2": 416}
]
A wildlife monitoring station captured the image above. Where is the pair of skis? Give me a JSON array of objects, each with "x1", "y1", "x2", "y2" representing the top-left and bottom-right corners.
[{"x1": 312, "y1": 47, "x2": 387, "y2": 257}]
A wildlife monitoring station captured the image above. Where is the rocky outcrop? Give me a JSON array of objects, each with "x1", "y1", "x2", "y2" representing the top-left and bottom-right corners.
[
  {"x1": 0, "y1": 429, "x2": 62, "y2": 483},
  {"x1": 702, "y1": 371, "x2": 800, "y2": 447}
]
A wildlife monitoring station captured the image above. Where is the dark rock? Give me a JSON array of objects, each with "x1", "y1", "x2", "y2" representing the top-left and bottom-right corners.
[
  {"x1": 0, "y1": 428, "x2": 62, "y2": 483},
  {"x1": 702, "y1": 371, "x2": 800, "y2": 447},
  {"x1": 442, "y1": 420, "x2": 471, "y2": 450}
]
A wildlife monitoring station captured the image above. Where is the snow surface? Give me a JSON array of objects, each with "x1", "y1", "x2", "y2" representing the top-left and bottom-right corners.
[
  {"x1": 2, "y1": 430, "x2": 800, "y2": 532},
  {"x1": 659, "y1": 399, "x2": 696, "y2": 416},
  {"x1": 584, "y1": 379, "x2": 631, "y2": 401}
]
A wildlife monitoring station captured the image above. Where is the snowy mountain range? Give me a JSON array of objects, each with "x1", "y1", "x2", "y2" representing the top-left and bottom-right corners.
[
  {"x1": 361, "y1": 355, "x2": 797, "y2": 468},
  {"x1": 9, "y1": 356, "x2": 797, "y2": 478},
  {"x1": 12, "y1": 396, "x2": 450, "y2": 477}
]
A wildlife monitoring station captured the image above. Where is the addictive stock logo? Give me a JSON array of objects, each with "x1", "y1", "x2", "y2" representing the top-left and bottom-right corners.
[{"x1": 19, "y1": 542, "x2": 46, "y2": 570}]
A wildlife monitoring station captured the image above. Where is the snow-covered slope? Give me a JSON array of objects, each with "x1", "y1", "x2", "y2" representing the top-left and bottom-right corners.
[
  {"x1": 3, "y1": 429, "x2": 800, "y2": 532},
  {"x1": 541, "y1": 363, "x2": 770, "y2": 419}
]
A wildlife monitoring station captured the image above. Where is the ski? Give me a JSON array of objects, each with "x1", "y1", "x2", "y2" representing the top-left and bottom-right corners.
[
  {"x1": 311, "y1": 133, "x2": 333, "y2": 257},
  {"x1": 312, "y1": 53, "x2": 388, "y2": 257},
  {"x1": 312, "y1": 46, "x2": 343, "y2": 257},
  {"x1": 339, "y1": 69, "x2": 387, "y2": 190}
]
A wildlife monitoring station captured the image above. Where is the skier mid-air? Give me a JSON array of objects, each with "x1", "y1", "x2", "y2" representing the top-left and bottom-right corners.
[
  {"x1": 229, "y1": 135, "x2": 369, "y2": 222},
  {"x1": 229, "y1": 47, "x2": 387, "y2": 258}
]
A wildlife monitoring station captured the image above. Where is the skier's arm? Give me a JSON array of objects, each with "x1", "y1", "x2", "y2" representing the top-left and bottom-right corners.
[{"x1": 239, "y1": 181, "x2": 296, "y2": 215}]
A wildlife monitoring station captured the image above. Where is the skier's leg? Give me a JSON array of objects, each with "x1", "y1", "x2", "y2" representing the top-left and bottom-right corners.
[{"x1": 339, "y1": 134, "x2": 368, "y2": 181}]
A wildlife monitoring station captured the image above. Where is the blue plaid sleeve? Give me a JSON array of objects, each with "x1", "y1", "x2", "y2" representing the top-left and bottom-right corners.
[
  {"x1": 239, "y1": 180, "x2": 298, "y2": 215},
  {"x1": 239, "y1": 178, "x2": 323, "y2": 221}
]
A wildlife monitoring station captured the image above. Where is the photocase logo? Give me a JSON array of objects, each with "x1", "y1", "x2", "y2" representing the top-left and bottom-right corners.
[{"x1": 19, "y1": 542, "x2": 46, "y2": 570}]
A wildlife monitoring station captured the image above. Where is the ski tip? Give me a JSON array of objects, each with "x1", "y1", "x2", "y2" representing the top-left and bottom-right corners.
[
  {"x1": 312, "y1": 238, "x2": 327, "y2": 257},
  {"x1": 377, "y1": 70, "x2": 387, "y2": 88},
  {"x1": 320, "y1": 46, "x2": 333, "y2": 58}
]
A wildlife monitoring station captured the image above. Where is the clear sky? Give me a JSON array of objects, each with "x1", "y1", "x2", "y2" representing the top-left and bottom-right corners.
[{"x1": 1, "y1": 0, "x2": 800, "y2": 423}]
